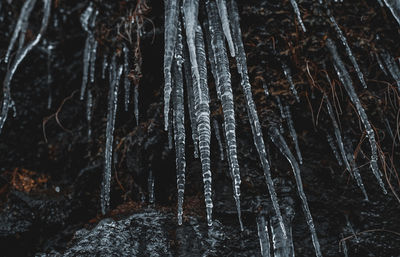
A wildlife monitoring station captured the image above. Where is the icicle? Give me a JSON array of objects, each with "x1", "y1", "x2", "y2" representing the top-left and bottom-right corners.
[
  {"x1": 281, "y1": 62, "x2": 300, "y2": 102},
  {"x1": 102, "y1": 54, "x2": 108, "y2": 79},
  {"x1": 193, "y1": 25, "x2": 213, "y2": 226},
  {"x1": 227, "y1": 0, "x2": 287, "y2": 236},
  {"x1": 183, "y1": 43, "x2": 199, "y2": 158},
  {"x1": 4, "y1": 0, "x2": 37, "y2": 63},
  {"x1": 164, "y1": 0, "x2": 180, "y2": 131},
  {"x1": 289, "y1": 0, "x2": 307, "y2": 32},
  {"x1": 340, "y1": 234, "x2": 349, "y2": 257},
  {"x1": 81, "y1": 38, "x2": 91, "y2": 100},
  {"x1": 326, "y1": 38, "x2": 387, "y2": 194},
  {"x1": 46, "y1": 41, "x2": 55, "y2": 109},
  {"x1": 257, "y1": 215, "x2": 271, "y2": 257},
  {"x1": 148, "y1": 168, "x2": 155, "y2": 204},
  {"x1": 324, "y1": 95, "x2": 351, "y2": 172},
  {"x1": 283, "y1": 104, "x2": 303, "y2": 165},
  {"x1": 328, "y1": 13, "x2": 367, "y2": 89},
  {"x1": 376, "y1": 0, "x2": 384, "y2": 7},
  {"x1": 327, "y1": 133, "x2": 343, "y2": 166},
  {"x1": 347, "y1": 152, "x2": 369, "y2": 201},
  {"x1": 216, "y1": 0, "x2": 236, "y2": 57},
  {"x1": 262, "y1": 81, "x2": 270, "y2": 96},
  {"x1": 89, "y1": 38, "x2": 98, "y2": 84},
  {"x1": 0, "y1": 0, "x2": 51, "y2": 134},
  {"x1": 206, "y1": 0, "x2": 243, "y2": 231},
  {"x1": 101, "y1": 55, "x2": 122, "y2": 215},
  {"x1": 343, "y1": 137, "x2": 369, "y2": 201},
  {"x1": 172, "y1": 20, "x2": 187, "y2": 226},
  {"x1": 382, "y1": 0, "x2": 400, "y2": 26},
  {"x1": 123, "y1": 44, "x2": 131, "y2": 112},
  {"x1": 183, "y1": 0, "x2": 203, "y2": 109},
  {"x1": 213, "y1": 119, "x2": 225, "y2": 161},
  {"x1": 275, "y1": 96, "x2": 286, "y2": 120},
  {"x1": 80, "y1": 4, "x2": 98, "y2": 100},
  {"x1": 134, "y1": 85, "x2": 139, "y2": 126},
  {"x1": 269, "y1": 125, "x2": 322, "y2": 257},
  {"x1": 383, "y1": 117, "x2": 395, "y2": 143},
  {"x1": 380, "y1": 50, "x2": 400, "y2": 93},
  {"x1": 375, "y1": 52, "x2": 388, "y2": 76},
  {"x1": 168, "y1": 111, "x2": 174, "y2": 150},
  {"x1": 270, "y1": 215, "x2": 288, "y2": 257},
  {"x1": 86, "y1": 89, "x2": 93, "y2": 139}
]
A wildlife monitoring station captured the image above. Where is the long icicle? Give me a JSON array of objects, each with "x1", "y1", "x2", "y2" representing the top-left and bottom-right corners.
[
  {"x1": 183, "y1": 42, "x2": 199, "y2": 158},
  {"x1": 328, "y1": 13, "x2": 367, "y2": 89},
  {"x1": 0, "y1": 0, "x2": 51, "y2": 134},
  {"x1": 382, "y1": 0, "x2": 400, "y2": 26},
  {"x1": 173, "y1": 20, "x2": 187, "y2": 226},
  {"x1": 123, "y1": 44, "x2": 131, "y2": 111},
  {"x1": 193, "y1": 25, "x2": 213, "y2": 226},
  {"x1": 216, "y1": 0, "x2": 235, "y2": 57},
  {"x1": 164, "y1": 0, "x2": 179, "y2": 131},
  {"x1": 289, "y1": 0, "x2": 307, "y2": 32},
  {"x1": 183, "y1": 0, "x2": 203, "y2": 108},
  {"x1": 269, "y1": 124, "x2": 322, "y2": 257},
  {"x1": 227, "y1": 0, "x2": 287, "y2": 236},
  {"x1": 101, "y1": 55, "x2": 123, "y2": 215},
  {"x1": 326, "y1": 38, "x2": 387, "y2": 194},
  {"x1": 283, "y1": 104, "x2": 303, "y2": 164},
  {"x1": 206, "y1": 0, "x2": 243, "y2": 230}
]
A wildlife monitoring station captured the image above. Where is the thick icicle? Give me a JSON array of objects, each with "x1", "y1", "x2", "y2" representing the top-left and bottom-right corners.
[
  {"x1": 269, "y1": 125, "x2": 322, "y2": 257},
  {"x1": 216, "y1": 0, "x2": 235, "y2": 57},
  {"x1": 283, "y1": 104, "x2": 303, "y2": 164},
  {"x1": 183, "y1": 43, "x2": 199, "y2": 158},
  {"x1": 326, "y1": 38, "x2": 387, "y2": 194},
  {"x1": 227, "y1": 0, "x2": 287, "y2": 236},
  {"x1": 213, "y1": 119, "x2": 225, "y2": 161},
  {"x1": 164, "y1": 0, "x2": 179, "y2": 131},
  {"x1": 0, "y1": 0, "x2": 51, "y2": 134},
  {"x1": 281, "y1": 62, "x2": 300, "y2": 102},
  {"x1": 380, "y1": 50, "x2": 400, "y2": 93},
  {"x1": 101, "y1": 55, "x2": 123, "y2": 215},
  {"x1": 383, "y1": 0, "x2": 400, "y2": 26},
  {"x1": 289, "y1": 0, "x2": 307, "y2": 32},
  {"x1": 123, "y1": 44, "x2": 131, "y2": 112},
  {"x1": 206, "y1": 0, "x2": 243, "y2": 230},
  {"x1": 183, "y1": 0, "x2": 203, "y2": 108},
  {"x1": 257, "y1": 215, "x2": 271, "y2": 257},
  {"x1": 172, "y1": 21, "x2": 187, "y2": 226},
  {"x1": 328, "y1": 13, "x2": 367, "y2": 88},
  {"x1": 327, "y1": 133, "x2": 343, "y2": 166},
  {"x1": 4, "y1": 0, "x2": 37, "y2": 63},
  {"x1": 193, "y1": 25, "x2": 213, "y2": 226}
]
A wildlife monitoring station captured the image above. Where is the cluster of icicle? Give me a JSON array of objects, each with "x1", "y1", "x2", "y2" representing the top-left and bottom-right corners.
[{"x1": 163, "y1": 0, "x2": 322, "y2": 256}]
